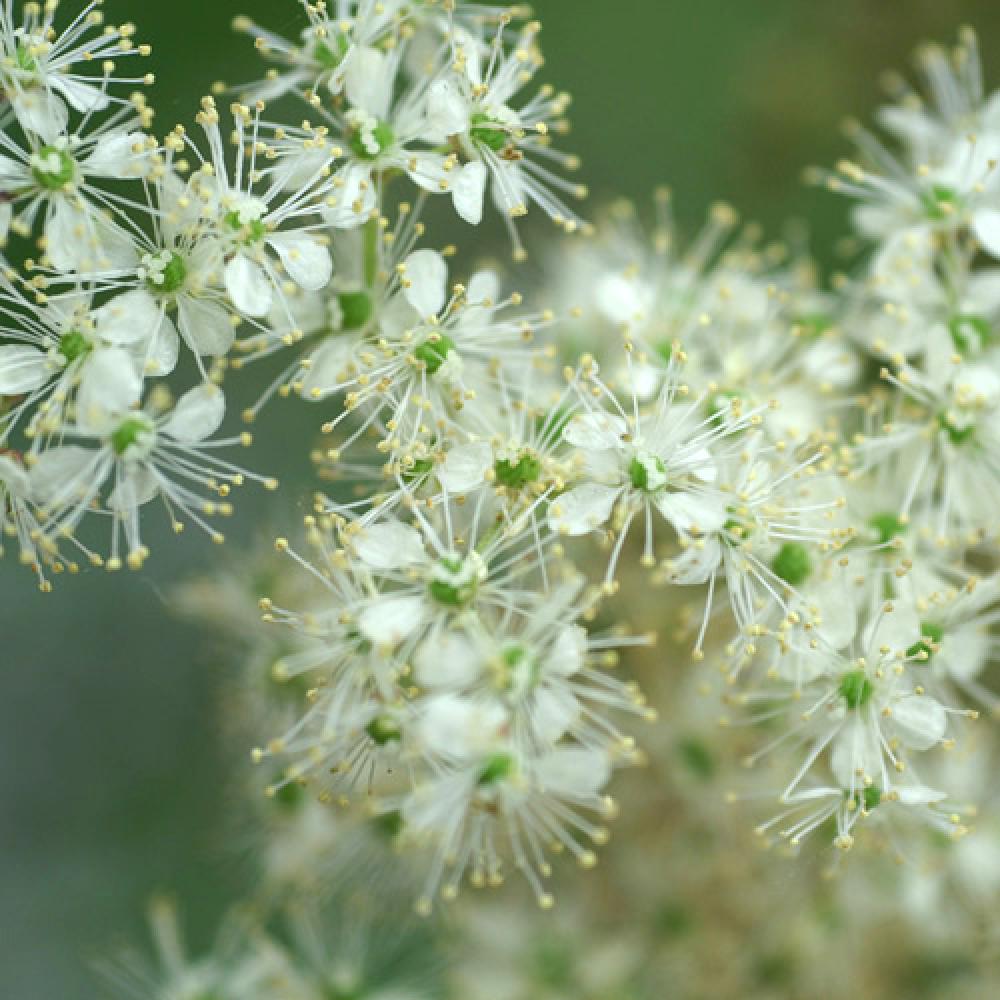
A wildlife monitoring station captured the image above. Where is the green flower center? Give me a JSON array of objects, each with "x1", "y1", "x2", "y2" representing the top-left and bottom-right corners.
[
  {"x1": 470, "y1": 112, "x2": 509, "y2": 152},
  {"x1": 629, "y1": 451, "x2": 667, "y2": 492},
  {"x1": 494, "y1": 451, "x2": 541, "y2": 490},
  {"x1": 271, "y1": 776, "x2": 305, "y2": 812},
  {"x1": 428, "y1": 553, "x2": 481, "y2": 607},
  {"x1": 948, "y1": 314, "x2": 992, "y2": 355},
  {"x1": 477, "y1": 751, "x2": 515, "y2": 786},
  {"x1": 15, "y1": 44, "x2": 39, "y2": 74},
  {"x1": 848, "y1": 785, "x2": 881, "y2": 812},
  {"x1": 337, "y1": 289, "x2": 373, "y2": 330},
  {"x1": 145, "y1": 251, "x2": 188, "y2": 295},
  {"x1": 795, "y1": 313, "x2": 833, "y2": 340},
  {"x1": 921, "y1": 184, "x2": 959, "y2": 220},
  {"x1": 111, "y1": 417, "x2": 153, "y2": 457},
  {"x1": 414, "y1": 334, "x2": 456, "y2": 375},
  {"x1": 313, "y1": 34, "x2": 349, "y2": 71},
  {"x1": 907, "y1": 622, "x2": 944, "y2": 662},
  {"x1": 868, "y1": 512, "x2": 906, "y2": 547},
  {"x1": 349, "y1": 119, "x2": 395, "y2": 160},
  {"x1": 365, "y1": 715, "x2": 402, "y2": 747},
  {"x1": 706, "y1": 389, "x2": 744, "y2": 427},
  {"x1": 57, "y1": 330, "x2": 91, "y2": 363},
  {"x1": 839, "y1": 669, "x2": 873, "y2": 710},
  {"x1": 677, "y1": 737, "x2": 716, "y2": 781},
  {"x1": 402, "y1": 456, "x2": 434, "y2": 484},
  {"x1": 937, "y1": 410, "x2": 976, "y2": 446},
  {"x1": 498, "y1": 643, "x2": 541, "y2": 695},
  {"x1": 31, "y1": 145, "x2": 75, "y2": 191},
  {"x1": 224, "y1": 208, "x2": 267, "y2": 245},
  {"x1": 771, "y1": 542, "x2": 812, "y2": 587}
]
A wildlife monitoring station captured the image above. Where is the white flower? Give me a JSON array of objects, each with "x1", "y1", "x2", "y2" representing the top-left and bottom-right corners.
[
  {"x1": 0, "y1": 2, "x2": 151, "y2": 140},
  {"x1": 425, "y1": 22, "x2": 586, "y2": 252},
  {"x1": 182, "y1": 99, "x2": 334, "y2": 319}
]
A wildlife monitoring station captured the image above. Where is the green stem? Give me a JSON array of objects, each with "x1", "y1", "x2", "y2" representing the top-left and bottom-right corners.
[{"x1": 363, "y1": 216, "x2": 378, "y2": 290}]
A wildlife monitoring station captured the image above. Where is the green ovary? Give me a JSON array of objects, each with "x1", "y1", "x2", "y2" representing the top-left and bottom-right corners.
[
  {"x1": 428, "y1": 555, "x2": 479, "y2": 607},
  {"x1": 477, "y1": 752, "x2": 515, "y2": 786},
  {"x1": 365, "y1": 715, "x2": 402, "y2": 746},
  {"x1": 31, "y1": 146, "x2": 75, "y2": 191},
  {"x1": 337, "y1": 290, "x2": 373, "y2": 330},
  {"x1": 907, "y1": 622, "x2": 944, "y2": 661},
  {"x1": 771, "y1": 542, "x2": 812, "y2": 587},
  {"x1": 629, "y1": 452, "x2": 666, "y2": 492},
  {"x1": 349, "y1": 120, "x2": 395, "y2": 160},
  {"x1": 839, "y1": 669, "x2": 873, "y2": 710},
  {"x1": 414, "y1": 334, "x2": 456, "y2": 375},
  {"x1": 224, "y1": 210, "x2": 267, "y2": 244},
  {"x1": 494, "y1": 451, "x2": 541, "y2": 490},
  {"x1": 470, "y1": 112, "x2": 509, "y2": 152},
  {"x1": 868, "y1": 512, "x2": 906, "y2": 547},
  {"x1": 111, "y1": 417, "x2": 153, "y2": 457},
  {"x1": 313, "y1": 34, "x2": 349, "y2": 71},
  {"x1": 58, "y1": 330, "x2": 91, "y2": 363},
  {"x1": 148, "y1": 252, "x2": 188, "y2": 295}
]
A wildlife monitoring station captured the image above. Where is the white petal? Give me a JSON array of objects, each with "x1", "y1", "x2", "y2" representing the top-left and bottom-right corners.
[
  {"x1": 401, "y1": 249, "x2": 447, "y2": 318},
  {"x1": 654, "y1": 491, "x2": 727, "y2": 536},
  {"x1": 418, "y1": 694, "x2": 507, "y2": 759},
  {"x1": 323, "y1": 163, "x2": 376, "y2": 229},
  {"x1": 29, "y1": 446, "x2": 99, "y2": 505},
  {"x1": 76, "y1": 348, "x2": 141, "y2": 434},
  {"x1": 83, "y1": 131, "x2": 149, "y2": 179},
  {"x1": 224, "y1": 254, "x2": 273, "y2": 318},
  {"x1": 452, "y1": 160, "x2": 487, "y2": 225},
  {"x1": 549, "y1": 624, "x2": 587, "y2": 676},
  {"x1": 413, "y1": 633, "x2": 482, "y2": 688},
  {"x1": 299, "y1": 336, "x2": 358, "y2": 399},
  {"x1": 896, "y1": 785, "x2": 948, "y2": 806},
  {"x1": 344, "y1": 46, "x2": 392, "y2": 117},
  {"x1": 141, "y1": 313, "x2": 180, "y2": 376},
  {"x1": 267, "y1": 233, "x2": 333, "y2": 291},
  {"x1": 532, "y1": 687, "x2": 580, "y2": 742},
  {"x1": 563, "y1": 412, "x2": 627, "y2": 450},
  {"x1": 534, "y1": 747, "x2": 611, "y2": 798},
  {"x1": 358, "y1": 595, "x2": 425, "y2": 645},
  {"x1": 438, "y1": 441, "x2": 492, "y2": 493},
  {"x1": 547, "y1": 484, "x2": 619, "y2": 535},
  {"x1": 50, "y1": 76, "x2": 109, "y2": 114},
  {"x1": 974, "y1": 209, "x2": 1000, "y2": 259},
  {"x1": 0, "y1": 455, "x2": 30, "y2": 498},
  {"x1": 163, "y1": 384, "x2": 225, "y2": 442},
  {"x1": 663, "y1": 537, "x2": 722, "y2": 585},
  {"x1": 891, "y1": 695, "x2": 947, "y2": 751},
  {"x1": 425, "y1": 78, "x2": 470, "y2": 139},
  {"x1": 354, "y1": 521, "x2": 425, "y2": 570},
  {"x1": 93, "y1": 289, "x2": 161, "y2": 346},
  {"x1": 176, "y1": 296, "x2": 234, "y2": 357},
  {"x1": 12, "y1": 87, "x2": 68, "y2": 141},
  {"x1": 45, "y1": 198, "x2": 88, "y2": 272},
  {"x1": 108, "y1": 466, "x2": 160, "y2": 512},
  {"x1": 0, "y1": 345, "x2": 51, "y2": 393},
  {"x1": 863, "y1": 604, "x2": 921, "y2": 657}
]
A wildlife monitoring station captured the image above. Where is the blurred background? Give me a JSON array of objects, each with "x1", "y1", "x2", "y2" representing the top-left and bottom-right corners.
[{"x1": 6, "y1": 1, "x2": 1000, "y2": 997}]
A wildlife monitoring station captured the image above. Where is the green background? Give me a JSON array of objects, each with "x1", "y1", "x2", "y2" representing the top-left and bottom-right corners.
[{"x1": 5, "y1": 1, "x2": 1000, "y2": 996}]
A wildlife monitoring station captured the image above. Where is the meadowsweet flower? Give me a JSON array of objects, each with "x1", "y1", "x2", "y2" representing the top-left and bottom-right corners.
[
  {"x1": 178, "y1": 98, "x2": 334, "y2": 319},
  {"x1": 28, "y1": 355, "x2": 271, "y2": 568},
  {"x1": 0, "y1": 113, "x2": 157, "y2": 270},
  {"x1": 426, "y1": 19, "x2": 586, "y2": 252},
  {"x1": 0, "y1": 0, "x2": 152, "y2": 139}
]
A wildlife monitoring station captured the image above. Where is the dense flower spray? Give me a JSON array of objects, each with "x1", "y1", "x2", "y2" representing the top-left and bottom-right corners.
[{"x1": 6, "y1": 4, "x2": 1000, "y2": 989}]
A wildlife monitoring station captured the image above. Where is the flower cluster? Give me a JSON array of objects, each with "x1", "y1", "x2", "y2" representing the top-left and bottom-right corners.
[{"x1": 10, "y1": 0, "x2": 1000, "y2": 955}]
